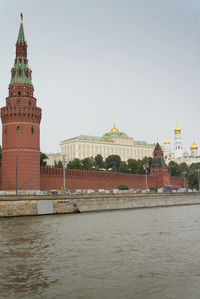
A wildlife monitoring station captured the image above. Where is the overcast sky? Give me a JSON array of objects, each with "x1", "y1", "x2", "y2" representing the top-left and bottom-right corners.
[{"x1": 0, "y1": 0, "x2": 200, "y2": 154}]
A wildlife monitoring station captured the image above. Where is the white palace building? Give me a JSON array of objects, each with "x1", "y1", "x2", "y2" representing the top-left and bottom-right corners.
[{"x1": 47, "y1": 124, "x2": 155, "y2": 166}]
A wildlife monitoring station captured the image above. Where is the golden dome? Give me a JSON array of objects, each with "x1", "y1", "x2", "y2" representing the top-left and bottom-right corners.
[
  {"x1": 164, "y1": 139, "x2": 170, "y2": 145},
  {"x1": 190, "y1": 140, "x2": 198, "y2": 150},
  {"x1": 110, "y1": 123, "x2": 119, "y2": 133},
  {"x1": 174, "y1": 123, "x2": 181, "y2": 134}
]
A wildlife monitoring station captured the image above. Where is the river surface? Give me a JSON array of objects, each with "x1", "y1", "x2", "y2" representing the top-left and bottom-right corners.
[{"x1": 0, "y1": 205, "x2": 200, "y2": 299}]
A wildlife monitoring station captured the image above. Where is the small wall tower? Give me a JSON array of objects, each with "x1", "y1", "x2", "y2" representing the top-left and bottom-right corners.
[
  {"x1": 174, "y1": 123, "x2": 183, "y2": 159},
  {"x1": 150, "y1": 143, "x2": 170, "y2": 188},
  {"x1": 0, "y1": 14, "x2": 42, "y2": 191}
]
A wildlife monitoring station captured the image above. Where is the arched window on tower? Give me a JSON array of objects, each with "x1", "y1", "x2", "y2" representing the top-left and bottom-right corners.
[
  {"x1": 25, "y1": 69, "x2": 29, "y2": 78},
  {"x1": 11, "y1": 69, "x2": 16, "y2": 78},
  {"x1": 16, "y1": 126, "x2": 20, "y2": 133}
]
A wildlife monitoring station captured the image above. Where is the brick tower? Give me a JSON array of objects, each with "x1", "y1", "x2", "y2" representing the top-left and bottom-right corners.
[
  {"x1": 1, "y1": 14, "x2": 42, "y2": 192},
  {"x1": 149, "y1": 143, "x2": 170, "y2": 188}
]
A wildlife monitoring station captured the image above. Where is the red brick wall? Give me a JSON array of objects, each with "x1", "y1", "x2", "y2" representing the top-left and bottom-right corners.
[
  {"x1": 170, "y1": 176, "x2": 188, "y2": 188},
  {"x1": 40, "y1": 168, "x2": 185, "y2": 191}
]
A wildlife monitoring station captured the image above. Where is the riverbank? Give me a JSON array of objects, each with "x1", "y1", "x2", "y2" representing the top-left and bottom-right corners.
[{"x1": 0, "y1": 192, "x2": 200, "y2": 217}]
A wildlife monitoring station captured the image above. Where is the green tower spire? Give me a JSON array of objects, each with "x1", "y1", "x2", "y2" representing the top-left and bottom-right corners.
[
  {"x1": 17, "y1": 13, "x2": 25, "y2": 43},
  {"x1": 9, "y1": 13, "x2": 33, "y2": 87},
  {"x1": 17, "y1": 23, "x2": 25, "y2": 43}
]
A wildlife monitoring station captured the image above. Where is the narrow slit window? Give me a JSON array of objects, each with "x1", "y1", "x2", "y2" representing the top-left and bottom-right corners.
[
  {"x1": 16, "y1": 126, "x2": 20, "y2": 133},
  {"x1": 31, "y1": 126, "x2": 34, "y2": 134}
]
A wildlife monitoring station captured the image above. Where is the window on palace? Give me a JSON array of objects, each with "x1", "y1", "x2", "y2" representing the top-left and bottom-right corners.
[
  {"x1": 31, "y1": 126, "x2": 34, "y2": 134},
  {"x1": 18, "y1": 91, "x2": 21, "y2": 96},
  {"x1": 16, "y1": 126, "x2": 20, "y2": 133},
  {"x1": 17, "y1": 100, "x2": 20, "y2": 105},
  {"x1": 5, "y1": 127, "x2": 7, "y2": 135}
]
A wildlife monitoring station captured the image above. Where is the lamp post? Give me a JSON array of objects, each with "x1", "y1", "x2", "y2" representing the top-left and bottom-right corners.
[
  {"x1": 143, "y1": 163, "x2": 149, "y2": 191},
  {"x1": 196, "y1": 169, "x2": 200, "y2": 192},
  {"x1": 182, "y1": 171, "x2": 187, "y2": 190},
  {"x1": 62, "y1": 155, "x2": 66, "y2": 192},
  {"x1": 16, "y1": 156, "x2": 18, "y2": 196}
]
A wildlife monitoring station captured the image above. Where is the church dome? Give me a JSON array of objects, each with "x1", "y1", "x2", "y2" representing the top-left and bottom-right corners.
[
  {"x1": 190, "y1": 140, "x2": 198, "y2": 150},
  {"x1": 103, "y1": 123, "x2": 128, "y2": 138},
  {"x1": 164, "y1": 139, "x2": 170, "y2": 145},
  {"x1": 110, "y1": 123, "x2": 119, "y2": 133},
  {"x1": 174, "y1": 124, "x2": 181, "y2": 134}
]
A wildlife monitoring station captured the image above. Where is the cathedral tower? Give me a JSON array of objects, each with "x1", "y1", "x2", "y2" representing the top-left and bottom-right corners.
[
  {"x1": 1, "y1": 14, "x2": 42, "y2": 191},
  {"x1": 174, "y1": 123, "x2": 183, "y2": 159}
]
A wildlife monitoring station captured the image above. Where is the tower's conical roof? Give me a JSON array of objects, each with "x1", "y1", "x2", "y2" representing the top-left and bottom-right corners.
[
  {"x1": 10, "y1": 13, "x2": 32, "y2": 87},
  {"x1": 154, "y1": 142, "x2": 162, "y2": 151},
  {"x1": 17, "y1": 14, "x2": 25, "y2": 43}
]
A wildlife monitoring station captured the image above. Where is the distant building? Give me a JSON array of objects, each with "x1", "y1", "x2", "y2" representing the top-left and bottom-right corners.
[
  {"x1": 163, "y1": 123, "x2": 200, "y2": 166},
  {"x1": 46, "y1": 153, "x2": 62, "y2": 166},
  {"x1": 46, "y1": 124, "x2": 155, "y2": 166}
]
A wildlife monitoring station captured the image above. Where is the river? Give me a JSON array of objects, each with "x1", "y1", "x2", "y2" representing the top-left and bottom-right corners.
[{"x1": 0, "y1": 205, "x2": 200, "y2": 299}]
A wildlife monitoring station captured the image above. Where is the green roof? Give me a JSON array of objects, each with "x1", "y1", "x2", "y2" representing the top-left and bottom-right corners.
[
  {"x1": 9, "y1": 20, "x2": 32, "y2": 87},
  {"x1": 9, "y1": 57, "x2": 32, "y2": 86},
  {"x1": 103, "y1": 131, "x2": 128, "y2": 138},
  {"x1": 61, "y1": 135, "x2": 113, "y2": 143},
  {"x1": 61, "y1": 135, "x2": 155, "y2": 148},
  {"x1": 134, "y1": 140, "x2": 155, "y2": 147},
  {"x1": 17, "y1": 22, "x2": 25, "y2": 43}
]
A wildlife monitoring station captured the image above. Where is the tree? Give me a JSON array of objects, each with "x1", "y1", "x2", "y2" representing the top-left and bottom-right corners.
[
  {"x1": 117, "y1": 185, "x2": 129, "y2": 190},
  {"x1": 119, "y1": 161, "x2": 129, "y2": 173},
  {"x1": 168, "y1": 161, "x2": 182, "y2": 177},
  {"x1": 179, "y1": 162, "x2": 189, "y2": 174},
  {"x1": 81, "y1": 157, "x2": 95, "y2": 170},
  {"x1": 40, "y1": 152, "x2": 48, "y2": 167},
  {"x1": 188, "y1": 171, "x2": 198, "y2": 190},
  {"x1": 105, "y1": 155, "x2": 121, "y2": 172},
  {"x1": 127, "y1": 158, "x2": 138, "y2": 174},
  {"x1": 95, "y1": 154, "x2": 104, "y2": 169},
  {"x1": 188, "y1": 163, "x2": 200, "y2": 190},
  {"x1": 57, "y1": 160, "x2": 63, "y2": 168},
  {"x1": 67, "y1": 158, "x2": 82, "y2": 170}
]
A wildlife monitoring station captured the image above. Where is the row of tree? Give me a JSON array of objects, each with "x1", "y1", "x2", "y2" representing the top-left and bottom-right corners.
[
  {"x1": 52, "y1": 154, "x2": 153, "y2": 174},
  {"x1": 168, "y1": 161, "x2": 200, "y2": 190}
]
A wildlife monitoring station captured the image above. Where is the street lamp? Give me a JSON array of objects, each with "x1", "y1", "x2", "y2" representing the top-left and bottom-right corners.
[
  {"x1": 62, "y1": 155, "x2": 66, "y2": 192},
  {"x1": 182, "y1": 171, "x2": 187, "y2": 190},
  {"x1": 143, "y1": 163, "x2": 149, "y2": 191},
  {"x1": 16, "y1": 155, "x2": 18, "y2": 196},
  {"x1": 195, "y1": 168, "x2": 200, "y2": 192}
]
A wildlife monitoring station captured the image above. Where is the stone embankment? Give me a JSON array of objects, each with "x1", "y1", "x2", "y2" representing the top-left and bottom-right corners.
[{"x1": 1, "y1": 192, "x2": 200, "y2": 217}]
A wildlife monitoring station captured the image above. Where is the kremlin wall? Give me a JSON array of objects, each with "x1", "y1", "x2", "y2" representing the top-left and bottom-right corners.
[{"x1": 0, "y1": 15, "x2": 185, "y2": 194}]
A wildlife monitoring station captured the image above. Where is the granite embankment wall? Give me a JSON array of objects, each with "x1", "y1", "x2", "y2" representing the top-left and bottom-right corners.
[{"x1": 0, "y1": 193, "x2": 200, "y2": 217}]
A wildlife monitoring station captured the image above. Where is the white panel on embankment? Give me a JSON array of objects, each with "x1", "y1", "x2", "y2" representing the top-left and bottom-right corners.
[{"x1": 37, "y1": 200, "x2": 53, "y2": 215}]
